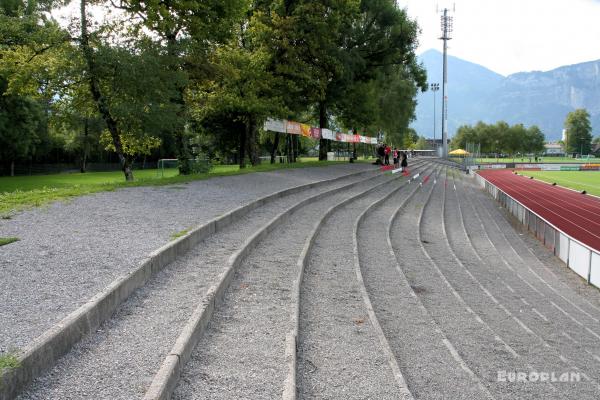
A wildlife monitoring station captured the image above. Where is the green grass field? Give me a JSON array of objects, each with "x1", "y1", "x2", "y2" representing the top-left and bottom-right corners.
[
  {"x1": 473, "y1": 156, "x2": 600, "y2": 164},
  {"x1": 520, "y1": 171, "x2": 600, "y2": 197},
  {"x1": 0, "y1": 158, "x2": 370, "y2": 216}
]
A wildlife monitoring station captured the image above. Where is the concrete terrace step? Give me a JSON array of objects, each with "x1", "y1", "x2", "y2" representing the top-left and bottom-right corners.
[{"x1": 12, "y1": 167, "x2": 381, "y2": 400}]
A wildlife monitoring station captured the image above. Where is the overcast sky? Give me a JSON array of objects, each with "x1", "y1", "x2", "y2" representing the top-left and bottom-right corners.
[{"x1": 402, "y1": 0, "x2": 600, "y2": 76}]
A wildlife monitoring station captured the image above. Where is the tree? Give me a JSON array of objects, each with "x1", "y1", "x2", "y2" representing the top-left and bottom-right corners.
[
  {"x1": 403, "y1": 128, "x2": 419, "y2": 149},
  {"x1": 79, "y1": 0, "x2": 188, "y2": 180},
  {"x1": 414, "y1": 136, "x2": 430, "y2": 150},
  {"x1": 523, "y1": 125, "x2": 545, "y2": 155},
  {"x1": 452, "y1": 121, "x2": 545, "y2": 158},
  {"x1": 113, "y1": 0, "x2": 246, "y2": 174},
  {"x1": 329, "y1": 0, "x2": 426, "y2": 159},
  {"x1": 564, "y1": 109, "x2": 593, "y2": 155},
  {"x1": 0, "y1": 78, "x2": 45, "y2": 175}
]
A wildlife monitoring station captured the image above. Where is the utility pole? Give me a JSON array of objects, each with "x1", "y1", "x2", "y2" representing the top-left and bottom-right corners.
[
  {"x1": 439, "y1": 7, "x2": 453, "y2": 158},
  {"x1": 430, "y1": 83, "x2": 440, "y2": 156}
]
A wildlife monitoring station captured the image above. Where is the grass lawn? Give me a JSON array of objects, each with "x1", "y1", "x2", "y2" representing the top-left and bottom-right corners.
[
  {"x1": 0, "y1": 353, "x2": 19, "y2": 371},
  {"x1": 0, "y1": 237, "x2": 19, "y2": 246},
  {"x1": 0, "y1": 158, "x2": 370, "y2": 216},
  {"x1": 520, "y1": 171, "x2": 600, "y2": 197}
]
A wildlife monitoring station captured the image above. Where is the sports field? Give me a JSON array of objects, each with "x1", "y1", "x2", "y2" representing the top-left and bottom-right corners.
[{"x1": 521, "y1": 170, "x2": 600, "y2": 197}]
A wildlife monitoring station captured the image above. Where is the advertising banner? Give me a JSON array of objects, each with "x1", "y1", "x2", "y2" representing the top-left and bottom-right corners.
[
  {"x1": 265, "y1": 117, "x2": 377, "y2": 144},
  {"x1": 286, "y1": 121, "x2": 302, "y2": 135},
  {"x1": 264, "y1": 118, "x2": 286, "y2": 133},
  {"x1": 581, "y1": 164, "x2": 600, "y2": 170},
  {"x1": 300, "y1": 123, "x2": 312, "y2": 137},
  {"x1": 310, "y1": 127, "x2": 322, "y2": 139},
  {"x1": 321, "y1": 129, "x2": 334, "y2": 140},
  {"x1": 541, "y1": 164, "x2": 562, "y2": 171}
]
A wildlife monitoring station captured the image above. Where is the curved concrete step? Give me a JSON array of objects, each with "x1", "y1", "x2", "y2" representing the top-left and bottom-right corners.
[
  {"x1": 293, "y1": 162, "x2": 431, "y2": 399},
  {"x1": 450, "y1": 172, "x2": 600, "y2": 397},
  {"x1": 163, "y1": 168, "x2": 404, "y2": 399},
  {"x1": 356, "y1": 165, "x2": 491, "y2": 399},
  {"x1": 16, "y1": 169, "x2": 383, "y2": 400}
]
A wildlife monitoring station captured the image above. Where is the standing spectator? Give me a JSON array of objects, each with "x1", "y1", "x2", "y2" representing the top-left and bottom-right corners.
[
  {"x1": 401, "y1": 151, "x2": 408, "y2": 171},
  {"x1": 384, "y1": 144, "x2": 391, "y2": 165},
  {"x1": 376, "y1": 144, "x2": 385, "y2": 165},
  {"x1": 393, "y1": 148, "x2": 399, "y2": 168}
]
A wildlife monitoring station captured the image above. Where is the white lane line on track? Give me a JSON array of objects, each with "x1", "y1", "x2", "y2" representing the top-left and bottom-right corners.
[
  {"x1": 494, "y1": 177, "x2": 600, "y2": 239},
  {"x1": 505, "y1": 172, "x2": 600, "y2": 217}
]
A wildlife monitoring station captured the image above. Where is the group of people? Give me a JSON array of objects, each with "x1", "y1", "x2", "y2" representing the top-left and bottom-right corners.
[{"x1": 377, "y1": 144, "x2": 408, "y2": 171}]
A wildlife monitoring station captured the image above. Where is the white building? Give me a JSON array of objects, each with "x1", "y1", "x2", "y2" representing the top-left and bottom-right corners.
[{"x1": 544, "y1": 142, "x2": 564, "y2": 156}]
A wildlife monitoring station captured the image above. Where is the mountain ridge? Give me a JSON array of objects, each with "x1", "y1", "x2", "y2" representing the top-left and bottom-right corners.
[{"x1": 412, "y1": 49, "x2": 600, "y2": 141}]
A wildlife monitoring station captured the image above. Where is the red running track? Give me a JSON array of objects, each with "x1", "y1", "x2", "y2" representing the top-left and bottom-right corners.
[{"x1": 478, "y1": 169, "x2": 600, "y2": 252}]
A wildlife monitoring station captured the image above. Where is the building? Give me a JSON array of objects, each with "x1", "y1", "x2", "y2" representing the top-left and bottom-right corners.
[
  {"x1": 543, "y1": 142, "x2": 564, "y2": 156},
  {"x1": 425, "y1": 138, "x2": 450, "y2": 149}
]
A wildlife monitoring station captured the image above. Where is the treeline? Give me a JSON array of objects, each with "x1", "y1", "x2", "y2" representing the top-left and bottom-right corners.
[
  {"x1": 0, "y1": 0, "x2": 427, "y2": 179},
  {"x1": 451, "y1": 121, "x2": 545, "y2": 156}
]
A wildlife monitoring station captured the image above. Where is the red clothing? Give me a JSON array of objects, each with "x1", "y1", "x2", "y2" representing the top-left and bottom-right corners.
[{"x1": 384, "y1": 146, "x2": 391, "y2": 155}]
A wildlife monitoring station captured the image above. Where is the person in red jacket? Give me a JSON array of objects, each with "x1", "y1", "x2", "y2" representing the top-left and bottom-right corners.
[{"x1": 384, "y1": 144, "x2": 391, "y2": 165}]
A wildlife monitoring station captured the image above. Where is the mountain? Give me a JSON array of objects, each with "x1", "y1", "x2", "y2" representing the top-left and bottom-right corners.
[{"x1": 412, "y1": 49, "x2": 600, "y2": 141}]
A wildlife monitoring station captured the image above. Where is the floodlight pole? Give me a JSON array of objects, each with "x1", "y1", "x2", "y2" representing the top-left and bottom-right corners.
[
  {"x1": 430, "y1": 83, "x2": 439, "y2": 155},
  {"x1": 439, "y1": 8, "x2": 453, "y2": 159}
]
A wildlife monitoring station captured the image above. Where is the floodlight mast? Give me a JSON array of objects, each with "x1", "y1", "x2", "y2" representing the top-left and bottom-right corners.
[
  {"x1": 439, "y1": 7, "x2": 453, "y2": 158},
  {"x1": 430, "y1": 83, "x2": 440, "y2": 155}
]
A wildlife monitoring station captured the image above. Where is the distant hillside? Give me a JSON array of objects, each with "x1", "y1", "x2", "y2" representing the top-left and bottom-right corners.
[{"x1": 412, "y1": 49, "x2": 600, "y2": 141}]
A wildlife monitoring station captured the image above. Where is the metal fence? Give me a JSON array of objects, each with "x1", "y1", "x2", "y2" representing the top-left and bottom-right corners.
[{"x1": 475, "y1": 173, "x2": 600, "y2": 289}]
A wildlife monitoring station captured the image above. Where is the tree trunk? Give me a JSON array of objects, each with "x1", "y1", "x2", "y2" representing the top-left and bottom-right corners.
[
  {"x1": 81, "y1": 118, "x2": 89, "y2": 173},
  {"x1": 165, "y1": 33, "x2": 192, "y2": 175},
  {"x1": 239, "y1": 124, "x2": 247, "y2": 169},
  {"x1": 293, "y1": 134, "x2": 298, "y2": 163},
  {"x1": 10, "y1": 160, "x2": 14, "y2": 177},
  {"x1": 80, "y1": 0, "x2": 133, "y2": 181},
  {"x1": 270, "y1": 132, "x2": 280, "y2": 164},
  {"x1": 351, "y1": 128, "x2": 357, "y2": 162},
  {"x1": 286, "y1": 134, "x2": 292, "y2": 164},
  {"x1": 318, "y1": 101, "x2": 329, "y2": 161},
  {"x1": 246, "y1": 115, "x2": 260, "y2": 166}
]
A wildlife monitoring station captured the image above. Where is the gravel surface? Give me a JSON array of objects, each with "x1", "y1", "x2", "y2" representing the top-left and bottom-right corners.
[
  {"x1": 0, "y1": 163, "x2": 372, "y2": 354},
  {"x1": 9, "y1": 159, "x2": 600, "y2": 400},
  {"x1": 296, "y1": 165, "x2": 423, "y2": 399},
  {"x1": 460, "y1": 173, "x2": 600, "y2": 316},
  {"x1": 428, "y1": 169, "x2": 564, "y2": 399},
  {"x1": 358, "y1": 164, "x2": 490, "y2": 399},
  {"x1": 449, "y1": 172, "x2": 600, "y2": 397},
  {"x1": 172, "y1": 173, "x2": 394, "y2": 400},
  {"x1": 16, "y1": 168, "x2": 379, "y2": 400}
]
